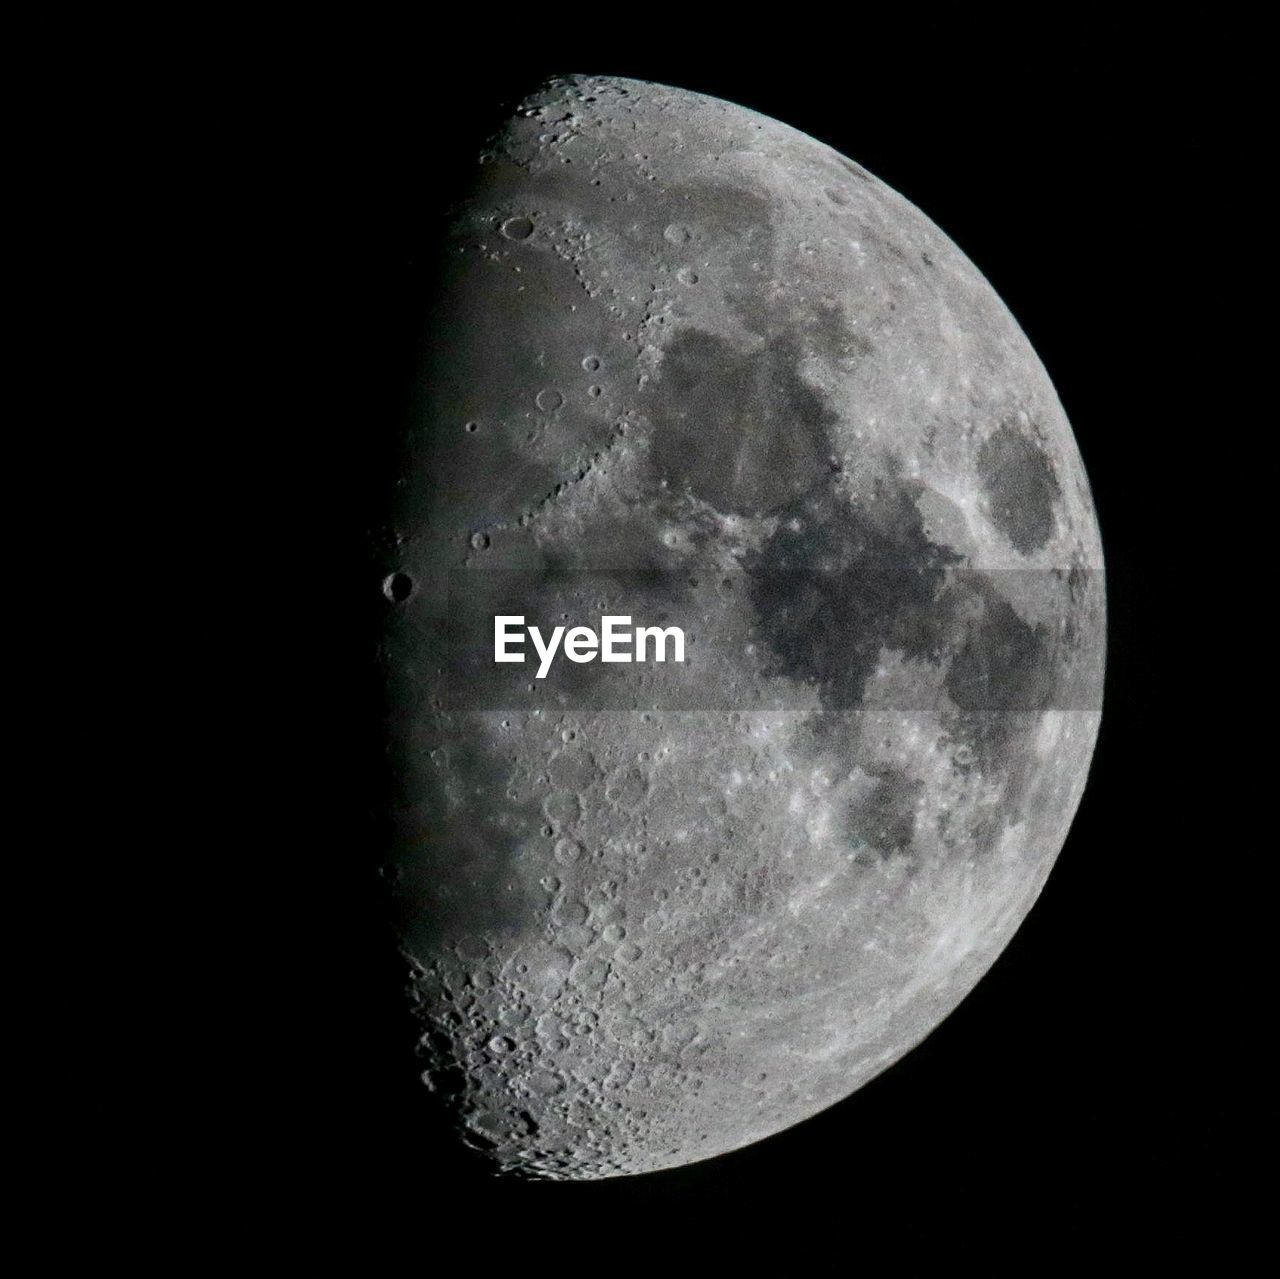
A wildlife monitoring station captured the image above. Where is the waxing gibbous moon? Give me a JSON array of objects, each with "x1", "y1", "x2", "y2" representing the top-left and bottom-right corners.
[{"x1": 377, "y1": 75, "x2": 1105, "y2": 1179}]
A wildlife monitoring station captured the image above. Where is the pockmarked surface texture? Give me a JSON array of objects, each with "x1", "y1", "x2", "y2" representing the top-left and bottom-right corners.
[{"x1": 379, "y1": 75, "x2": 1105, "y2": 1179}]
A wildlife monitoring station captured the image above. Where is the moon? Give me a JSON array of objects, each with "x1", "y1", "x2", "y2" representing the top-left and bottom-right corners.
[{"x1": 377, "y1": 74, "x2": 1105, "y2": 1179}]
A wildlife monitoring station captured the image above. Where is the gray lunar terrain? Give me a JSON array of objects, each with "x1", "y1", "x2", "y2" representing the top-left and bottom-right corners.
[{"x1": 377, "y1": 74, "x2": 1105, "y2": 1179}]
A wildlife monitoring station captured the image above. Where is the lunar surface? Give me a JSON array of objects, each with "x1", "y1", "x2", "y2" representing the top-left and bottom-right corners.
[{"x1": 377, "y1": 75, "x2": 1105, "y2": 1179}]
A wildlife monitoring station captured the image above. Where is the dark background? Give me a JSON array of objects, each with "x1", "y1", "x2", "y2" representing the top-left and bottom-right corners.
[{"x1": 262, "y1": 44, "x2": 1255, "y2": 1232}]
